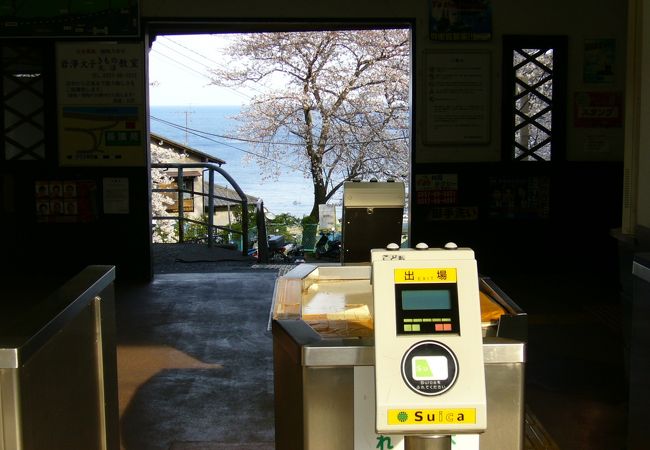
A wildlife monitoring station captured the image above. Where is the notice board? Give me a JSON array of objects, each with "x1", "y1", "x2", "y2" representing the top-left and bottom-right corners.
[
  {"x1": 424, "y1": 51, "x2": 491, "y2": 145},
  {"x1": 56, "y1": 42, "x2": 146, "y2": 167}
]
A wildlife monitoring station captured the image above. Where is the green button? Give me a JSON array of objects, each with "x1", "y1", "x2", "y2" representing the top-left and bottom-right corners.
[
  {"x1": 404, "y1": 319, "x2": 413, "y2": 323},
  {"x1": 413, "y1": 318, "x2": 423, "y2": 323},
  {"x1": 442, "y1": 318, "x2": 451, "y2": 322},
  {"x1": 422, "y1": 318, "x2": 432, "y2": 322},
  {"x1": 404, "y1": 325, "x2": 413, "y2": 331},
  {"x1": 412, "y1": 324, "x2": 421, "y2": 331},
  {"x1": 432, "y1": 318, "x2": 442, "y2": 322}
]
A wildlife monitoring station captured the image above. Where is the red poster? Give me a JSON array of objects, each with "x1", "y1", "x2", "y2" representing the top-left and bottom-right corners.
[{"x1": 574, "y1": 92, "x2": 622, "y2": 128}]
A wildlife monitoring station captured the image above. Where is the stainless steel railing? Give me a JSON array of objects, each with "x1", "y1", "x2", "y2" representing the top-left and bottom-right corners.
[{"x1": 151, "y1": 162, "x2": 249, "y2": 256}]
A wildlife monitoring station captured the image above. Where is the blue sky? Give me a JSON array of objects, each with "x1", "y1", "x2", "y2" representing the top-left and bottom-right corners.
[{"x1": 148, "y1": 34, "x2": 254, "y2": 106}]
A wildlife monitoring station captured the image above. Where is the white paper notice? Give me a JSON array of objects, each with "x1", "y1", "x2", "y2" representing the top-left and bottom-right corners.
[
  {"x1": 425, "y1": 51, "x2": 490, "y2": 144},
  {"x1": 103, "y1": 177, "x2": 129, "y2": 214}
]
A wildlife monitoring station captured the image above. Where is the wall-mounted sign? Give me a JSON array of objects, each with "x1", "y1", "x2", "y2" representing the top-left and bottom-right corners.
[
  {"x1": 487, "y1": 176, "x2": 550, "y2": 220},
  {"x1": 318, "y1": 204, "x2": 337, "y2": 230},
  {"x1": 574, "y1": 91, "x2": 622, "y2": 128},
  {"x1": 0, "y1": 0, "x2": 139, "y2": 37},
  {"x1": 429, "y1": 0, "x2": 492, "y2": 41},
  {"x1": 103, "y1": 177, "x2": 130, "y2": 214},
  {"x1": 35, "y1": 179, "x2": 97, "y2": 223},
  {"x1": 424, "y1": 51, "x2": 490, "y2": 145},
  {"x1": 57, "y1": 42, "x2": 146, "y2": 166},
  {"x1": 583, "y1": 39, "x2": 616, "y2": 84},
  {"x1": 427, "y1": 206, "x2": 479, "y2": 221},
  {"x1": 415, "y1": 174, "x2": 459, "y2": 206}
]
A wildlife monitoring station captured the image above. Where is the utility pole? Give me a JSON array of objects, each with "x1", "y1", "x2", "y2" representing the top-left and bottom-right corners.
[
  {"x1": 183, "y1": 108, "x2": 193, "y2": 145},
  {"x1": 175, "y1": 107, "x2": 194, "y2": 145}
]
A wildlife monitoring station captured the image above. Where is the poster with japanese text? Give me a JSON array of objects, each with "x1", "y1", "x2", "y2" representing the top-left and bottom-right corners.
[
  {"x1": 57, "y1": 42, "x2": 146, "y2": 166},
  {"x1": 574, "y1": 91, "x2": 622, "y2": 128},
  {"x1": 583, "y1": 39, "x2": 616, "y2": 84},
  {"x1": 429, "y1": 0, "x2": 492, "y2": 41},
  {"x1": 424, "y1": 51, "x2": 490, "y2": 144}
]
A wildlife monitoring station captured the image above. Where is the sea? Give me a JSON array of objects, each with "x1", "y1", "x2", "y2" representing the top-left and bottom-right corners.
[{"x1": 149, "y1": 105, "x2": 315, "y2": 218}]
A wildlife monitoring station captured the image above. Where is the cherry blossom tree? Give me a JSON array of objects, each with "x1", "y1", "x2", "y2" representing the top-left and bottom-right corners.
[
  {"x1": 150, "y1": 141, "x2": 185, "y2": 242},
  {"x1": 209, "y1": 29, "x2": 410, "y2": 219}
]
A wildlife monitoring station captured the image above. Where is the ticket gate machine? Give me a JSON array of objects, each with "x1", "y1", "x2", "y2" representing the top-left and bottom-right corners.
[{"x1": 372, "y1": 244, "x2": 487, "y2": 448}]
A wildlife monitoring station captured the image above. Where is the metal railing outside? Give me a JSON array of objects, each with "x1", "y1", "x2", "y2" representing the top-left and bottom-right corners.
[{"x1": 151, "y1": 162, "x2": 249, "y2": 256}]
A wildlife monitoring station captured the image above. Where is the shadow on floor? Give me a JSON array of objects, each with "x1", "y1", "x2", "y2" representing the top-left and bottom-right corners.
[
  {"x1": 116, "y1": 245, "x2": 629, "y2": 450},
  {"x1": 116, "y1": 270, "x2": 278, "y2": 450}
]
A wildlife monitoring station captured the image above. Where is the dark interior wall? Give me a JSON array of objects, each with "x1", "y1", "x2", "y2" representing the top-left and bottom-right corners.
[
  {"x1": 410, "y1": 162, "x2": 624, "y2": 281},
  {"x1": 0, "y1": 39, "x2": 152, "y2": 282},
  {"x1": 0, "y1": 165, "x2": 152, "y2": 282}
]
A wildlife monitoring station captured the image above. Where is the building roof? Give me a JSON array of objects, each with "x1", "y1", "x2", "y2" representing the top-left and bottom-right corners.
[
  {"x1": 150, "y1": 132, "x2": 226, "y2": 165},
  {"x1": 204, "y1": 181, "x2": 259, "y2": 207}
]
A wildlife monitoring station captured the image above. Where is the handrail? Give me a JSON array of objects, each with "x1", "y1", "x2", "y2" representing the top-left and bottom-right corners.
[{"x1": 152, "y1": 162, "x2": 249, "y2": 256}]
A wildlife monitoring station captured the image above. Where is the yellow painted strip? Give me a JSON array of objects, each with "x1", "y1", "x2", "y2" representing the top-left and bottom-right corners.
[
  {"x1": 388, "y1": 408, "x2": 476, "y2": 425},
  {"x1": 394, "y1": 268, "x2": 457, "y2": 283}
]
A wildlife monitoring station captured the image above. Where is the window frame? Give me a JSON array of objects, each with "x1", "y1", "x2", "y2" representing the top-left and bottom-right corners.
[{"x1": 501, "y1": 35, "x2": 568, "y2": 163}]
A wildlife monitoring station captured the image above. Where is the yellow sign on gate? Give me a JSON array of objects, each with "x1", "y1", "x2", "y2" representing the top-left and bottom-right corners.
[
  {"x1": 394, "y1": 268, "x2": 457, "y2": 283},
  {"x1": 387, "y1": 408, "x2": 476, "y2": 425}
]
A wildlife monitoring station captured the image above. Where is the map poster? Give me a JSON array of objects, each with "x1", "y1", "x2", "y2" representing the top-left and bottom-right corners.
[{"x1": 57, "y1": 42, "x2": 146, "y2": 166}]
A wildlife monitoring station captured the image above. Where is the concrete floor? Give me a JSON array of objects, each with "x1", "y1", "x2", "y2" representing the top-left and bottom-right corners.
[
  {"x1": 112, "y1": 245, "x2": 628, "y2": 450},
  {"x1": 115, "y1": 265, "x2": 278, "y2": 450}
]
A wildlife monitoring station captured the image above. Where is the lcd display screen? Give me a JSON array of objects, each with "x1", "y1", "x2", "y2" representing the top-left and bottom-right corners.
[{"x1": 401, "y1": 290, "x2": 452, "y2": 310}]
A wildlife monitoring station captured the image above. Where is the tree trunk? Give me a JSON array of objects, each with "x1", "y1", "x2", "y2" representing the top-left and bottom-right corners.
[{"x1": 309, "y1": 179, "x2": 328, "y2": 220}]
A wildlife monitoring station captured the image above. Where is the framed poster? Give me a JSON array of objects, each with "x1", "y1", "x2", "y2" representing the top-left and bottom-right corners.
[
  {"x1": 583, "y1": 39, "x2": 616, "y2": 84},
  {"x1": 57, "y1": 42, "x2": 146, "y2": 166},
  {"x1": 429, "y1": 0, "x2": 492, "y2": 41},
  {"x1": 424, "y1": 51, "x2": 491, "y2": 145}
]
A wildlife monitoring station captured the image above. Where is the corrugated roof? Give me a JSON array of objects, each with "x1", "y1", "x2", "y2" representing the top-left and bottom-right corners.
[{"x1": 204, "y1": 181, "x2": 259, "y2": 207}]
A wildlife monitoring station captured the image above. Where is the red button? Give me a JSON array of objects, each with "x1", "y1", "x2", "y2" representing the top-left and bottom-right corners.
[
  {"x1": 443, "y1": 324, "x2": 452, "y2": 331},
  {"x1": 435, "y1": 323, "x2": 443, "y2": 331}
]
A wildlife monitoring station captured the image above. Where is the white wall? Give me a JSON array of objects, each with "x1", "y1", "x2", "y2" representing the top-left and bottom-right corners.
[{"x1": 140, "y1": 0, "x2": 628, "y2": 164}]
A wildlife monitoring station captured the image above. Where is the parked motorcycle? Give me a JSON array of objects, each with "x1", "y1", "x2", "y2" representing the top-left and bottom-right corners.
[
  {"x1": 264, "y1": 235, "x2": 305, "y2": 263},
  {"x1": 315, "y1": 231, "x2": 341, "y2": 260}
]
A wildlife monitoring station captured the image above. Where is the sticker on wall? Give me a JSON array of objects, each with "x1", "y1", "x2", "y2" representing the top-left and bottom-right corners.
[{"x1": 35, "y1": 180, "x2": 97, "y2": 223}]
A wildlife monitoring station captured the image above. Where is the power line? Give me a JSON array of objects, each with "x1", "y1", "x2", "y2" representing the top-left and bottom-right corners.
[
  {"x1": 160, "y1": 35, "x2": 268, "y2": 98},
  {"x1": 155, "y1": 41, "x2": 214, "y2": 71},
  {"x1": 151, "y1": 46, "x2": 254, "y2": 102},
  {"x1": 150, "y1": 115, "x2": 310, "y2": 175},
  {"x1": 160, "y1": 35, "x2": 226, "y2": 68},
  {"x1": 151, "y1": 49, "x2": 213, "y2": 81},
  {"x1": 151, "y1": 114, "x2": 408, "y2": 147}
]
